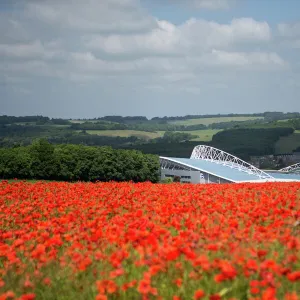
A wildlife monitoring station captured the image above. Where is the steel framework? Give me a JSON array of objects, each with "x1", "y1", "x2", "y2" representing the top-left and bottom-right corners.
[
  {"x1": 190, "y1": 145, "x2": 274, "y2": 180},
  {"x1": 160, "y1": 157, "x2": 196, "y2": 171},
  {"x1": 279, "y1": 163, "x2": 300, "y2": 173}
]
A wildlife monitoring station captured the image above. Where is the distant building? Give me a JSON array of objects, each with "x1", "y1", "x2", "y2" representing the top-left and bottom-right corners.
[
  {"x1": 274, "y1": 152, "x2": 300, "y2": 163},
  {"x1": 160, "y1": 145, "x2": 300, "y2": 184}
]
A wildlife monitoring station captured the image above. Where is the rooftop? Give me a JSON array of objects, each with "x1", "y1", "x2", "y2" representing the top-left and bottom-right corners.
[{"x1": 160, "y1": 157, "x2": 300, "y2": 183}]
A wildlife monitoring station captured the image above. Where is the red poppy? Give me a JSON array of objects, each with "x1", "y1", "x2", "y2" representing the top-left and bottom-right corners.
[{"x1": 194, "y1": 289, "x2": 205, "y2": 299}]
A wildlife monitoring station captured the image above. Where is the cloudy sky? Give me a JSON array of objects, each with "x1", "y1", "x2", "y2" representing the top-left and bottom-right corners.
[{"x1": 1, "y1": 0, "x2": 300, "y2": 118}]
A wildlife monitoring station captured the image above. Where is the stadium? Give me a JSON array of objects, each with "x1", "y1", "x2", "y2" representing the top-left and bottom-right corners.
[{"x1": 160, "y1": 145, "x2": 300, "y2": 184}]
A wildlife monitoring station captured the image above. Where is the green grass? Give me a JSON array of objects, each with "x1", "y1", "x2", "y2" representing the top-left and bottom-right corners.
[
  {"x1": 275, "y1": 133, "x2": 300, "y2": 154},
  {"x1": 14, "y1": 122, "x2": 36, "y2": 125},
  {"x1": 178, "y1": 129, "x2": 222, "y2": 141},
  {"x1": 169, "y1": 116, "x2": 264, "y2": 126},
  {"x1": 1, "y1": 179, "x2": 51, "y2": 183},
  {"x1": 70, "y1": 120, "x2": 86, "y2": 124},
  {"x1": 84, "y1": 130, "x2": 165, "y2": 140},
  {"x1": 83, "y1": 129, "x2": 219, "y2": 142},
  {"x1": 277, "y1": 119, "x2": 291, "y2": 123}
]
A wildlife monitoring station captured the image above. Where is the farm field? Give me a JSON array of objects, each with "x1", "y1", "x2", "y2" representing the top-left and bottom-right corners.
[
  {"x1": 181, "y1": 129, "x2": 222, "y2": 141},
  {"x1": 275, "y1": 133, "x2": 300, "y2": 154},
  {"x1": 83, "y1": 129, "x2": 220, "y2": 142},
  {"x1": 83, "y1": 130, "x2": 165, "y2": 140},
  {"x1": 0, "y1": 181, "x2": 299, "y2": 300},
  {"x1": 168, "y1": 116, "x2": 264, "y2": 126}
]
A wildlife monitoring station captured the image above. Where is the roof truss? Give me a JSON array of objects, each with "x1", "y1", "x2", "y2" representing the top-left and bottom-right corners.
[
  {"x1": 190, "y1": 145, "x2": 274, "y2": 180},
  {"x1": 279, "y1": 163, "x2": 300, "y2": 173}
]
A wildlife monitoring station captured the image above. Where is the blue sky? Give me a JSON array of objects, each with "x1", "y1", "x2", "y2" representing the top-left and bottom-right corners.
[
  {"x1": 1, "y1": 0, "x2": 300, "y2": 118},
  {"x1": 144, "y1": 0, "x2": 300, "y2": 25}
]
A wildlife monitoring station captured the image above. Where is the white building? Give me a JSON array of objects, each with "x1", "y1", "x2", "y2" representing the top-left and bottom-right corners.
[{"x1": 160, "y1": 145, "x2": 300, "y2": 184}]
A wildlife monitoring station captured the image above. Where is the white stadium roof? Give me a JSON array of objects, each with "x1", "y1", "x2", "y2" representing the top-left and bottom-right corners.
[{"x1": 160, "y1": 145, "x2": 300, "y2": 183}]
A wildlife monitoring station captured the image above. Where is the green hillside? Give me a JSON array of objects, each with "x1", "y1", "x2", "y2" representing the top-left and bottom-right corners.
[
  {"x1": 169, "y1": 116, "x2": 264, "y2": 126},
  {"x1": 275, "y1": 131, "x2": 300, "y2": 154}
]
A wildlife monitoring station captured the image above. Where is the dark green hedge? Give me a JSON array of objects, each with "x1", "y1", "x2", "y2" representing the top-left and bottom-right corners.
[{"x1": 0, "y1": 140, "x2": 160, "y2": 182}]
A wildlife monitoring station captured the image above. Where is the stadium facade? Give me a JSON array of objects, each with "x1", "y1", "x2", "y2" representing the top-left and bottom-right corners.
[{"x1": 160, "y1": 145, "x2": 300, "y2": 184}]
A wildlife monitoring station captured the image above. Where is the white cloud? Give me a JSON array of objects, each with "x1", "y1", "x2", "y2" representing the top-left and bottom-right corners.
[
  {"x1": 207, "y1": 50, "x2": 287, "y2": 68},
  {"x1": 24, "y1": 0, "x2": 156, "y2": 34},
  {"x1": 1, "y1": 0, "x2": 299, "y2": 117},
  {"x1": 0, "y1": 16, "x2": 32, "y2": 43},
  {"x1": 278, "y1": 22, "x2": 300, "y2": 37},
  {"x1": 0, "y1": 40, "x2": 60, "y2": 59},
  {"x1": 0, "y1": 9, "x2": 283, "y2": 81},
  {"x1": 85, "y1": 18, "x2": 272, "y2": 57}
]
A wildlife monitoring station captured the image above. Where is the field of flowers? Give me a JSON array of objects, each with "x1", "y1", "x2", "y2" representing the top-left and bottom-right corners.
[{"x1": 0, "y1": 181, "x2": 299, "y2": 300}]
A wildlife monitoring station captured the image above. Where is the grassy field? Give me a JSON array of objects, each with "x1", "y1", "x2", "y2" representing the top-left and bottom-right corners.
[
  {"x1": 179, "y1": 129, "x2": 221, "y2": 141},
  {"x1": 84, "y1": 130, "x2": 165, "y2": 140},
  {"x1": 169, "y1": 116, "x2": 264, "y2": 126},
  {"x1": 84, "y1": 129, "x2": 220, "y2": 142},
  {"x1": 70, "y1": 120, "x2": 86, "y2": 124},
  {"x1": 275, "y1": 132, "x2": 300, "y2": 154},
  {"x1": 277, "y1": 119, "x2": 291, "y2": 123}
]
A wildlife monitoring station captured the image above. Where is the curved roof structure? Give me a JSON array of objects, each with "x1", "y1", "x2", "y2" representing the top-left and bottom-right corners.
[
  {"x1": 279, "y1": 163, "x2": 300, "y2": 173},
  {"x1": 160, "y1": 145, "x2": 300, "y2": 183},
  {"x1": 160, "y1": 156, "x2": 269, "y2": 182},
  {"x1": 190, "y1": 145, "x2": 274, "y2": 180}
]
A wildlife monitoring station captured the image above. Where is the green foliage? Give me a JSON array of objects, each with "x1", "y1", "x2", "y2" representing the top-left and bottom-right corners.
[
  {"x1": 29, "y1": 139, "x2": 59, "y2": 179},
  {"x1": 211, "y1": 127, "x2": 294, "y2": 160},
  {"x1": 159, "y1": 131, "x2": 198, "y2": 143},
  {"x1": 209, "y1": 119, "x2": 265, "y2": 129},
  {"x1": 274, "y1": 132, "x2": 300, "y2": 154},
  {"x1": 71, "y1": 121, "x2": 208, "y2": 132},
  {"x1": 50, "y1": 118, "x2": 72, "y2": 125},
  {"x1": 0, "y1": 140, "x2": 160, "y2": 182},
  {"x1": 284, "y1": 118, "x2": 300, "y2": 130},
  {"x1": 99, "y1": 115, "x2": 148, "y2": 123},
  {"x1": 151, "y1": 113, "x2": 264, "y2": 122},
  {"x1": 161, "y1": 177, "x2": 173, "y2": 183},
  {"x1": 0, "y1": 115, "x2": 49, "y2": 124},
  {"x1": 263, "y1": 111, "x2": 300, "y2": 121},
  {"x1": 122, "y1": 141, "x2": 206, "y2": 157},
  {"x1": 294, "y1": 146, "x2": 300, "y2": 152},
  {"x1": 71, "y1": 121, "x2": 128, "y2": 130},
  {"x1": 2, "y1": 114, "x2": 300, "y2": 161}
]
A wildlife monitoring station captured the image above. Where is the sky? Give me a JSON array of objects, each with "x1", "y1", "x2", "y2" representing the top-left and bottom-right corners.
[{"x1": 1, "y1": 0, "x2": 300, "y2": 119}]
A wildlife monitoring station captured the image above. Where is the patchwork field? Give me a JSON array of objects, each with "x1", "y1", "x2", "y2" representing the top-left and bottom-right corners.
[
  {"x1": 0, "y1": 181, "x2": 299, "y2": 299},
  {"x1": 182, "y1": 129, "x2": 222, "y2": 141},
  {"x1": 168, "y1": 116, "x2": 264, "y2": 126},
  {"x1": 83, "y1": 129, "x2": 220, "y2": 142},
  {"x1": 84, "y1": 130, "x2": 165, "y2": 140}
]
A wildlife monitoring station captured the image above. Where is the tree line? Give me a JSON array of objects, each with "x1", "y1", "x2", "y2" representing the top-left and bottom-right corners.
[
  {"x1": 211, "y1": 127, "x2": 294, "y2": 160},
  {"x1": 0, "y1": 140, "x2": 160, "y2": 182},
  {"x1": 3, "y1": 112, "x2": 299, "y2": 126},
  {"x1": 70, "y1": 121, "x2": 207, "y2": 132},
  {"x1": 122, "y1": 128, "x2": 294, "y2": 160}
]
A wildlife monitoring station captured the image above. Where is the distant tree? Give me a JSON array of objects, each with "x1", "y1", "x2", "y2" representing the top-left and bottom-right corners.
[{"x1": 29, "y1": 139, "x2": 59, "y2": 179}]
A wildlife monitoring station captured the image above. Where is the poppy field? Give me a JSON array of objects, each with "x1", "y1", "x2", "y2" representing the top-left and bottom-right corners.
[{"x1": 0, "y1": 181, "x2": 299, "y2": 300}]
